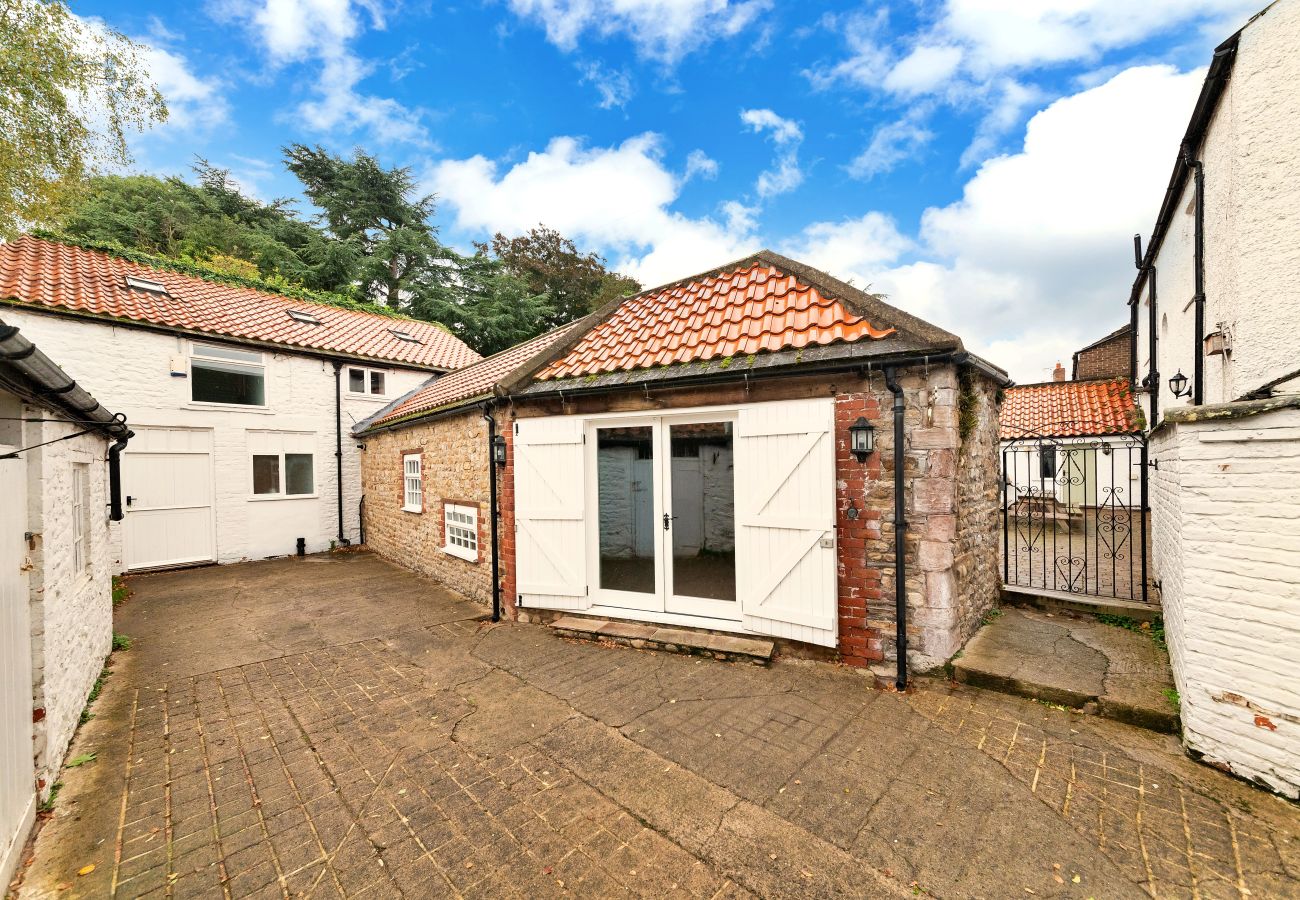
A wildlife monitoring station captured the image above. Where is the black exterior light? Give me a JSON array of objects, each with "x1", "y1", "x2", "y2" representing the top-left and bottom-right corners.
[
  {"x1": 491, "y1": 433, "x2": 508, "y2": 466},
  {"x1": 849, "y1": 417, "x2": 875, "y2": 461},
  {"x1": 1169, "y1": 370, "x2": 1192, "y2": 399}
]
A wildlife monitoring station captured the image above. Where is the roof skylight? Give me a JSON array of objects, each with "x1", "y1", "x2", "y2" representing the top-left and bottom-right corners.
[
  {"x1": 287, "y1": 309, "x2": 323, "y2": 325},
  {"x1": 124, "y1": 274, "x2": 168, "y2": 295},
  {"x1": 388, "y1": 328, "x2": 422, "y2": 343}
]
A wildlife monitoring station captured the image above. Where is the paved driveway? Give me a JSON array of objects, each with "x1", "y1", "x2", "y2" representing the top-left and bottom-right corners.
[{"x1": 16, "y1": 553, "x2": 1300, "y2": 899}]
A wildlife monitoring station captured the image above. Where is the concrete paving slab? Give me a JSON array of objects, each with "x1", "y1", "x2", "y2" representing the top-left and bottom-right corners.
[
  {"x1": 13, "y1": 553, "x2": 1297, "y2": 900},
  {"x1": 954, "y1": 607, "x2": 1180, "y2": 732}
]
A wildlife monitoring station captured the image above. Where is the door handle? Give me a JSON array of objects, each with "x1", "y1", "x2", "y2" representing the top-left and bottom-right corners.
[
  {"x1": 663, "y1": 513, "x2": 674, "y2": 530},
  {"x1": 126, "y1": 496, "x2": 134, "y2": 506}
]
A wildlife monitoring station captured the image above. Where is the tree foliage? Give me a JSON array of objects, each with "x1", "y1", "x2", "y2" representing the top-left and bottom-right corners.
[
  {"x1": 0, "y1": 0, "x2": 167, "y2": 237},
  {"x1": 483, "y1": 226, "x2": 641, "y2": 326}
]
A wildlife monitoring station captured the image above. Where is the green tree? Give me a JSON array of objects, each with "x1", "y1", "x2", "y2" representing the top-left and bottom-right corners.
[
  {"x1": 0, "y1": 0, "x2": 167, "y2": 236},
  {"x1": 283, "y1": 143, "x2": 440, "y2": 308},
  {"x1": 408, "y1": 250, "x2": 555, "y2": 357},
  {"x1": 483, "y1": 225, "x2": 641, "y2": 326}
]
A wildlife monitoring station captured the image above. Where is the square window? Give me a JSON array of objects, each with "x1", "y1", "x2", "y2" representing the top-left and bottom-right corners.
[
  {"x1": 349, "y1": 368, "x2": 366, "y2": 393},
  {"x1": 443, "y1": 503, "x2": 478, "y2": 562},
  {"x1": 252, "y1": 455, "x2": 281, "y2": 494},
  {"x1": 191, "y1": 343, "x2": 265, "y2": 406},
  {"x1": 370, "y1": 371, "x2": 386, "y2": 395},
  {"x1": 285, "y1": 454, "x2": 314, "y2": 495}
]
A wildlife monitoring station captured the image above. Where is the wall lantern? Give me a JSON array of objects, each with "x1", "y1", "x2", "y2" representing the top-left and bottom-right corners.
[
  {"x1": 491, "y1": 433, "x2": 507, "y2": 466},
  {"x1": 1168, "y1": 370, "x2": 1192, "y2": 399},
  {"x1": 849, "y1": 417, "x2": 875, "y2": 461}
]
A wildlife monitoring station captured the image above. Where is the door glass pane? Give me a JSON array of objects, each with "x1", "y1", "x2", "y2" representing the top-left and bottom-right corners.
[
  {"x1": 597, "y1": 426, "x2": 656, "y2": 594},
  {"x1": 252, "y1": 455, "x2": 280, "y2": 494},
  {"x1": 285, "y1": 454, "x2": 314, "y2": 495},
  {"x1": 670, "y1": 422, "x2": 735, "y2": 601}
]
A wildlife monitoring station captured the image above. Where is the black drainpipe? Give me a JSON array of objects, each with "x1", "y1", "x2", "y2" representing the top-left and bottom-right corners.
[
  {"x1": 1186, "y1": 153, "x2": 1206, "y2": 406},
  {"x1": 482, "y1": 403, "x2": 502, "y2": 623},
  {"x1": 107, "y1": 435, "x2": 129, "y2": 521},
  {"x1": 331, "y1": 362, "x2": 346, "y2": 546},
  {"x1": 883, "y1": 366, "x2": 908, "y2": 690}
]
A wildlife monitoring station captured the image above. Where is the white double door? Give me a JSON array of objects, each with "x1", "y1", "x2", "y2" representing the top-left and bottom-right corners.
[{"x1": 587, "y1": 413, "x2": 738, "y2": 620}]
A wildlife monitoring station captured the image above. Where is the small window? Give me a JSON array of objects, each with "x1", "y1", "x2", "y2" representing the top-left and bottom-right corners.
[
  {"x1": 443, "y1": 502, "x2": 478, "y2": 562},
  {"x1": 192, "y1": 342, "x2": 265, "y2": 406},
  {"x1": 403, "y1": 453, "x2": 422, "y2": 512},
  {"x1": 388, "y1": 328, "x2": 422, "y2": 344},
  {"x1": 346, "y1": 366, "x2": 388, "y2": 397},
  {"x1": 251, "y1": 452, "x2": 314, "y2": 497},
  {"x1": 71, "y1": 463, "x2": 90, "y2": 574},
  {"x1": 287, "y1": 309, "x2": 322, "y2": 325},
  {"x1": 1039, "y1": 446, "x2": 1058, "y2": 480},
  {"x1": 125, "y1": 274, "x2": 168, "y2": 294}
]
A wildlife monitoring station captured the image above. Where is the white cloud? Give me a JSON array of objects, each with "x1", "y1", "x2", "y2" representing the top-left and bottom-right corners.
[
  {"x1": 883, "y1": 44, "x2": 964, "y2": 95},
  {"x1": 578, "y1": 61, "x2": 635, "y2": 109},
  {"x1": 215, "y1": 0, "x2": 426, "y2": 144},
  {"x1": 505, "y1": 0, "x2": 771, "y2": 64},
  {"x1": 848, "y1": 111, "x2": 934, "y2": 180},
  {"x1": 740, "y1": 108, "x2": 804, "y2": 199},
  {"x1": 684, "y1": 149, "x2": 719, "y2": 181},
  {"x1": 427, "y1": 134, "x2": 754, "y2": 286},
  {"x1": 781, "y1": 213, "x2": 913, "y2": 288},
  {"x1": 137, "y1": 43, "x2": 229, "y2": 131},
  {"x1": 885, "y1": 65, "x2": 1204, "y2": 382}
]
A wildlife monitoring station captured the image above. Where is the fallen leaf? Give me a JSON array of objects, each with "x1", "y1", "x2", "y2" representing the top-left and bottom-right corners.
[
  {"x1": 1054, "y1": 875, "x2": 1064, "y2": 884},
  {"x1": 56, "y1": 882, "x2": 72, "y2": 891},
  {"x1": 65, "y1": 753, "x2": 97, "y2": 768},
  {"x1": 77, "y1": 864, "x2": 95, "y2": 877},
  {"x1": 769, "y1": 853, "x2": 777, "y2": 860},
  {"x1": 1072, "y1": 875, "x2": 1081, "y2": 884}
]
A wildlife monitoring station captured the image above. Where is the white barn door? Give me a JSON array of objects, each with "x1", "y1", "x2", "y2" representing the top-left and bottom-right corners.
[
  {"x1": 0, "y1": 450, "x2": 34, "y2": 889},
  {"x1": 123, "y1": 427, "x2": 215, "y2": 570},
  {"x1": 735, "y1": 398, "x2": 837, "y2": 646},
  {"x1": 515, "y1": 416, "x2": 589, "y2": 610}
]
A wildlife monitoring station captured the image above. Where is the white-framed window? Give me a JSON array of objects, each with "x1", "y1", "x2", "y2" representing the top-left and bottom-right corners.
[
  {"x1": 403, "y1": 453, "x2": 422, "y2": 512},
  {"x1": 191, "y1": 341, "x2": 266, "y2": 407},
  {"x1": 248, "y1": 431, "x2": 315, "y2": 499},
  {"x1": 346, "y1": 365, "x2": 388, "y2": 398},
  {"x1": 71, "y1": 463, "x2": 90, "y2": 574},
  {"x1": 443, "y1": 502, "x2": 478, "y2": 562}
]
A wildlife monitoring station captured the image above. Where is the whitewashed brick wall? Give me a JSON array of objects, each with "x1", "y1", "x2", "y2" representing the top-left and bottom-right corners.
[
  {"x1": 2, "y1": 308, "x2": 431, "y2": 569},
  {"x1": 1152, "y1": 404, "x2": 1300, "y2": 798},
  {"x1": 19, "y1": 409, "x2": 115, "y2": 794}
]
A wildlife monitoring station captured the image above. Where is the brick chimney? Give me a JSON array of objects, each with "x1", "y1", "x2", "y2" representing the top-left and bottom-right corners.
[{"x1": 1052, "y1": 362, "x2": 1066, "y2": 382}]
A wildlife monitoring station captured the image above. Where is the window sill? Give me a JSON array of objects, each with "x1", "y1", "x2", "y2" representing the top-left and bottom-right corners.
[
  {"x1": 345, "y1": 393, "x2": 390, "y2": 402},
  {"x1": 186, "y1": 402, "x2": 274, "y2": 414},
  {"x1": 402, "y1": 506, "x2": 423, "y2": 514},
  {"x1": 442, "y1": 545, "x2": 478, "y2": 563},
  {"x1": 248, "y1": 493, "x2": 319, "y2": 502}
]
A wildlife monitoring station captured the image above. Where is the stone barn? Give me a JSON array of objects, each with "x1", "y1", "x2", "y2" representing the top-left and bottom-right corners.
[{"x1": 358, "y1": 252, "x2": 1008, "y2": 680}]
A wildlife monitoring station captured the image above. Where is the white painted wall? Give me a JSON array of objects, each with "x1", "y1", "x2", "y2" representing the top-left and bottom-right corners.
[
  {"x1": 1137, "y1": 0, "x2": 1300, "y2": 420},
  {"x1": 1, "y1": 309, "x2": 431, "y2": 569},
  {"x1": 1000, "y1": 436, "x2": 1143, "y2": 509},
  {"x1": 1152, "y1": 406, "x2": 1300, "y2": 799}
]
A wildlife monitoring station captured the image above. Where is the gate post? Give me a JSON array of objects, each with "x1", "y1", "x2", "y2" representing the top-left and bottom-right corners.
[{"x1": 1139, "y1": 438, "x2": 1149, "y2": 604}]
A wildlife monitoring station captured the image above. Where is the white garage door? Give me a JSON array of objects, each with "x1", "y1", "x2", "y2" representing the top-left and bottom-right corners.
[
  {"x1": 0, "y1": 449, "x2": 35, "y2": 889},
  {"x1": 123, "y1": 427, "x2": 216, "y2": 571}
]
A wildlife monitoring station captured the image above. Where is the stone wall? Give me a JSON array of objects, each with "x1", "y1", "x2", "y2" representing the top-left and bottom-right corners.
[
  {"x1": 1151, "y1": 402, "x2": 1300, "y2": 799},
  {"x1": 951, "y1": 369, "x2": 1004, "y2": 647},
  {"x1": 18, "y1": 406, "x2": 115, "y2": 795},
  {"x1": 358, "y1": 411, "x2": 493, "y2": 606}
]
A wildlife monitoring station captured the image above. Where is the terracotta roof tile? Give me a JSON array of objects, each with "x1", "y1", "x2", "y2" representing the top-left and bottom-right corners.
[
  {"x1": 536, "y1": 261, "x2": 896, "y2": 380},
  {"x1": 0, "y1": 236, "x2": 481, "y2": 370},
  {"x1": 363, "y1": 323, "x2": 581, "y2": 430},
  {"x1": 1000, "y1": 379, "x2": 1140, "y2": 439}
]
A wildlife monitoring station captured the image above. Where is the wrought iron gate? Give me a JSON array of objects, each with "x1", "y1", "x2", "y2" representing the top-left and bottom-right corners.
[{"x1": 1001, "y1": 432, "x2": 1150, "y2": 603}]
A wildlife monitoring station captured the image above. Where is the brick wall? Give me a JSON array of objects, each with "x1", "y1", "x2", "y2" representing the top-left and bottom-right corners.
[
  {"x1": 1151, "y1": 404, "x2": 1300, "y2": 799},
  {"x1": 1074, "y1": 328, "x2": 1133, "y2": 381},
  {"x1": 359, "y1": 411, "x2": 494, "y2": 606}
]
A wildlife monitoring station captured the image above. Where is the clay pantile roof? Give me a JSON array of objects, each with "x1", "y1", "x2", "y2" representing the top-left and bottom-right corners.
[
  {"x1": 535, "y1": 251, "x2": 928, "y2": 381},
  {"x1": 359, "y1": 323, "x2": 581, "y2": 432},
  {"x1": 0, "y1": 236, "x2": 480, "y2": 370},
  {"x1": 1000, "y1": 378, "x2": 1140, "y2": 439}
]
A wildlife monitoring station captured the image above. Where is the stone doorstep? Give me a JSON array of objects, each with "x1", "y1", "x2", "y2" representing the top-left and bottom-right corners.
[
  {"x1": 1002, "y1": 586, "x2": 1163, "y2": 624},
  {"x1": 549, "y1": 616, "x2": 775, "y2": 666}
]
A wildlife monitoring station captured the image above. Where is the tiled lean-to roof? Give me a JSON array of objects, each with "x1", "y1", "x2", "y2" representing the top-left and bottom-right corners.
[
  {"x1": 1000, "y1": 378, "x2": 1140, "y2": 439},
  {"x1": 0, "y1": 236, "x2": 481, "y2": 370},
  {"x1": 358, "y1": 324, "x2": 580, "y2": 432},
  {"x1": 536, "y1": 255, "x2": 906, "y2": 380}
]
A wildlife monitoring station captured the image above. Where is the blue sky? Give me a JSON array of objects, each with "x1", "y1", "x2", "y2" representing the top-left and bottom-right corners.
[{"x1": 79, "y1": 0, "x2": 1263, "y2": 382}]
